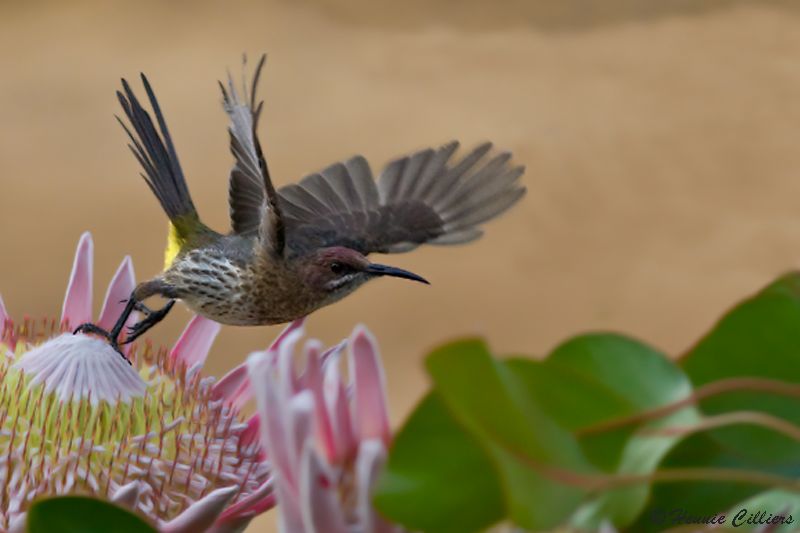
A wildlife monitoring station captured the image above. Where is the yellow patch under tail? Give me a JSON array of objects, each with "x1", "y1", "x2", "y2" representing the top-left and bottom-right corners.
[{"x1": 164, "y1": 222, "x2": 184, "y2": 270}]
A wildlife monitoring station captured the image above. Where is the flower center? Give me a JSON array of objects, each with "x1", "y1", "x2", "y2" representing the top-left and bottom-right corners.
[{"x1": 12, "y1": 333, "x2": 146, "y2": 404}]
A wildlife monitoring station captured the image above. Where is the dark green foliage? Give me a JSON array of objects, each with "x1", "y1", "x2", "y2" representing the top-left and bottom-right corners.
[{"x1": 375, "y1": 273, "x2": 800, "y2": 532}]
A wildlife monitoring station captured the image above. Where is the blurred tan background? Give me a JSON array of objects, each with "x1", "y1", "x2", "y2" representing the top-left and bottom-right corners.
[{"x1": 1, "y1": 0, "x2": 800, "y2": 530}]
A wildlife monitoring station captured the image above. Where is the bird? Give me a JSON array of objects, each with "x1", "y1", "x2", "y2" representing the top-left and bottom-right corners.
[{"x1": 75, "y1": 55, "x2": 526, "y2": 353}]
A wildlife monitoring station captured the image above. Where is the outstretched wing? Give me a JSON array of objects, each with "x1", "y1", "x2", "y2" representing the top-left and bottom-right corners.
[
  {"x1": 221, "y1": 54, "x2": 284, "y2": 253},
  {"x1": 277, "y1": 141, "x2": 525, "y2": 256}
]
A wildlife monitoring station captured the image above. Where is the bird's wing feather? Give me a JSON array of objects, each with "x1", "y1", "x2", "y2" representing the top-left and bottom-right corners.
[
  {"x1": 278, "y1": 141, "x2": 525, "y2": 255},
  {"x1": 222, "y1": 54, "x2": 284, "y2": 253}
]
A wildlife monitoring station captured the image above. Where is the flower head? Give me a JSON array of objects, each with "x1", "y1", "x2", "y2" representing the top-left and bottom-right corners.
[
  {"x1": 248, "y1": 321, "x2": 402, "y2": 532},
  {"x1": 0, "y1": 232, "x2": 274, "y2": 532}
]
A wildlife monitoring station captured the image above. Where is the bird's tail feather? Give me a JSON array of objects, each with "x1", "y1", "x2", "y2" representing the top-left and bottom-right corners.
[{"x1": 117, "y1": 74, "x2": 204, "y2": 268}]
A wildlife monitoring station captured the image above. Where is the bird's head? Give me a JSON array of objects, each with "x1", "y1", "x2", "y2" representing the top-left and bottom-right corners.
[{"x1": 300, "y1": 246, "x2": 429, "y2": 295}]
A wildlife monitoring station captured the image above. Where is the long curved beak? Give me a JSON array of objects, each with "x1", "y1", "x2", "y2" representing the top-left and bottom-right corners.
[{"x1": 365, "y1": 263, "x2": 430, "y2": 285}]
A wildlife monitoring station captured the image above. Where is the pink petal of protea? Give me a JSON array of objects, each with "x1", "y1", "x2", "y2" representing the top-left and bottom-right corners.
[
  {"x1": 212, "y1": 320, "x2": 306, "y2": 409},
  {"x1": 320, "y1": 340, "x2": 347, "y2": 369},
  {"x1": 160, "y1": 485, "x2": 238, "y2": 533},
  {"x1": 303, "y1": 341, "x2": 338, "y2": 461},
  {"x1": 276, "y1": 480, "x2": 305, "y2": 533},
  {"x1": 170, "y1": 315, "x2": 221, "y2": 369},
  {"x1": 97, "y1": 256, "x2": 137, "y2": 331},
  {"x1": 269, "y1": 318, "x2": 306, "y2": 351},
  {"x1": 8, "y1": 512, "x2": 26, "y2": 533},
  {"x1": 248, "y1": 351, "x2": 293, "y2": 482},
  {"x1": 299, "y1": 443, "x2": 348, "y2": 533},
  {"x1": 12, "y1": 333, "x2": 146, "y2": 404},
  {"x1": 206, "y1": 515, "x2": 253, "y2": 533},
  {"x1": 325, "y1": 358, "x2": 356, "y2": 463},
  {"x1": 355, "y1": 440, "x2": 398, "y2": 533},
  {"x1": 0, "y1": 293, "x2": 8, "y2": 327},
  {"x1": 215, "y1": 477, "x2": 275, "y2": 527},
  {"x1": 349, "y1": 325, "x2": 391, "y2": 444},
  {"x1": 61, "y1": 232, "x2": 94, "y2": 328},
  {"x1": 247, "y1": 341, "x2": 333, "y2": 533},
  {"x1": 112, "y1": 480, "x2": 148, "y2": 509},
  {"x1": 277, "y1": 327, "x2": 305, "y2": 398},
  {"x1": 288, "y1": 391, "x2": 315, "y2": 484},
  {"x1": 240, "y1": 413, "x2": 263, "y2": 454},
  {"x1": 212, "y1": 363, "x2": 251, "y2": 410}
]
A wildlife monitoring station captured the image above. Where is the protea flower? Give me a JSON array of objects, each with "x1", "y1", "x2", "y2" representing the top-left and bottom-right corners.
[
  {"x1": 0, "y1": 232, "x2": 274, "y2": 532},
  {"x1": 247, "y1": 321, "x2": 403, "y2": 532}
]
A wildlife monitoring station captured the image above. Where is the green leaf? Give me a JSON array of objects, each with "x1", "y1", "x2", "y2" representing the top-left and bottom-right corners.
[
  {"x1": 425, "y1": 339, "x2": 594, "y2": 530},
  {"x1": 630, "y1": 432, "x2": 765, "y2": 532},
  {"x1": 632, "y1": 274, "x2": 800, "y2": 531},
  {"x1": 373, "y1": 392, "x2": 505, "y2": 533},
  {"x1": 681, "y1": 272, "x2": 800, "y2": 465},
  {"x1": 27, "y1": 496, "x2": 156, "y2": 533},
  {"x1": 549, "y1": 334, "x2": 692, "y2": 412},
  {"x1": 503, "y1": 357, "x2": 634, "y2": 472},
  {"x1": 540, "y1": 333, "x2": 700, "y2": 529}
]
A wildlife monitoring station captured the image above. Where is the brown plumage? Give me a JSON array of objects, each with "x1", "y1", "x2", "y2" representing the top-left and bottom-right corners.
[{"x1": 75, "y1": 55, "x2": 526, "y2": 352}]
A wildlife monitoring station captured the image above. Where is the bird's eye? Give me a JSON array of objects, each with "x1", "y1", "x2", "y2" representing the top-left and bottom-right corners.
[{"x1": 330, "y1": 262, "x2": 345, "y2": 275}]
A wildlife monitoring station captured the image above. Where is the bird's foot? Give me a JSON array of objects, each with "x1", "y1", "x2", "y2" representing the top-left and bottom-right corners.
[
  {"x1": 73, "y1": 323, "x2": 129, "y2": 364},
  {"x1": 118, "y1": 299, "x2": 156, "y2": 317},
  {"x1": 122, "y1": 300, "x2": 175, "y2": 345},
  {"x1": 129, "y1": 300, "x2": 155, "y2": 315}
]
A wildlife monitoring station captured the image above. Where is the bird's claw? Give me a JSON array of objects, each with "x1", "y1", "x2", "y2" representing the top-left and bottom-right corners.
[
  {"x1": 74, "y1": 322, "x2": 108, "y2": 338},
  {"x1": 121, "y1": 300, "x2": 176, "y2": 345},
  {"x1": 72, "y1": 322, "x2": 130, "y2": 364},
  {"x1": 124, "y1": 321, "x2": 148, "y2": 342},
  {"x1": 119, "y1": 299, "x2": 154, "y2": 315},
  {"x1": 133, "y1": 301, "x2": 154, "y2": 315}
]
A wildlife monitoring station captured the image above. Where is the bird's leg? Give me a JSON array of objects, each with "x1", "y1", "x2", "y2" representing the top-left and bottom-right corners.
[
  {"x1": 110, "y1": 296, "x2": 139, "y2": 342},
  {"x1": 122, "y1": 300, "x2": 176, "y2": 345},
  {"x1": 73, "y1": 295, "x2": 138, "y2": 362}
]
